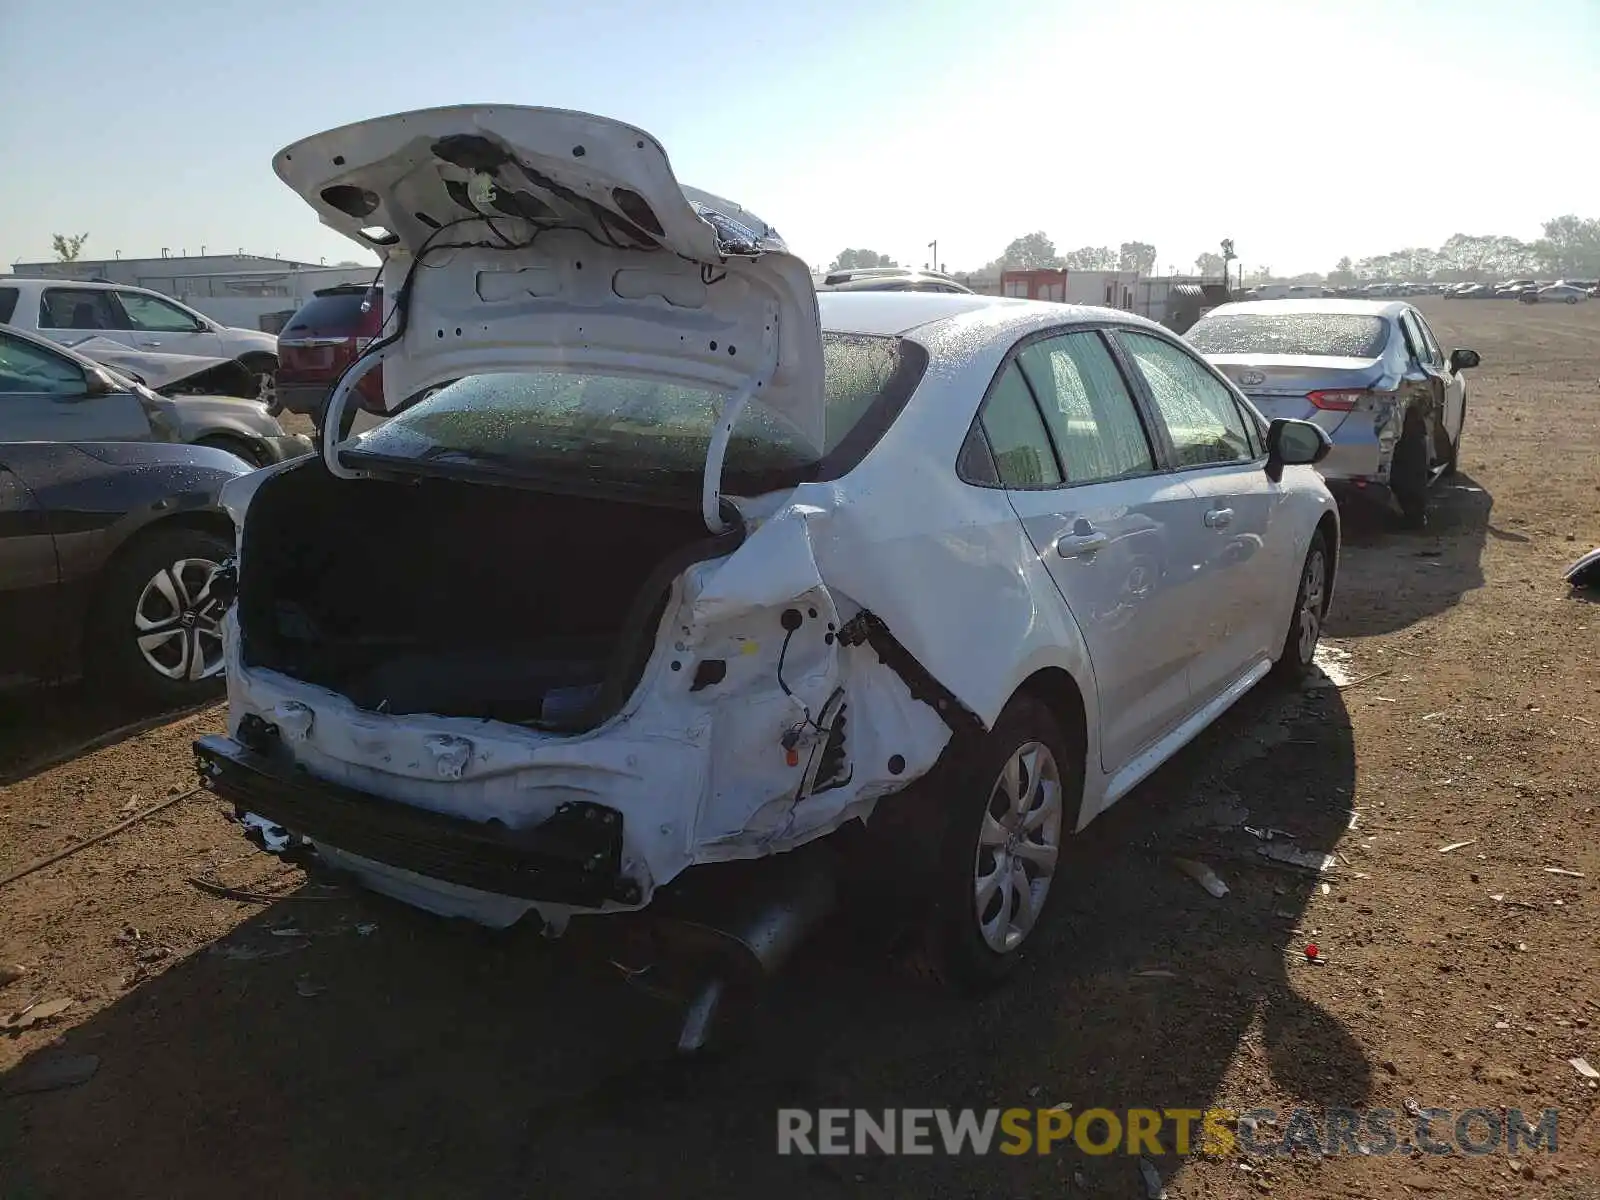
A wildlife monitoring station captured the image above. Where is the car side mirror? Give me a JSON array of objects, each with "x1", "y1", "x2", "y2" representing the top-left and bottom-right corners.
[
  {"x1": 83, "y1": 368, "x2": 118, "y2": 396},
  {"x1": 1449, "y1": 348, "x2": 1480, "y2": 372},
  {"x1": 1265, "y1": 418, "x2": 1331, "y2": 482}
]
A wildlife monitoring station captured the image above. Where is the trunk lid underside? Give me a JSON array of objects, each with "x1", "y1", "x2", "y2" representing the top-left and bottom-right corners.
[{"x1": 273, "y1": 105, "x2": 825, "y2": 481}]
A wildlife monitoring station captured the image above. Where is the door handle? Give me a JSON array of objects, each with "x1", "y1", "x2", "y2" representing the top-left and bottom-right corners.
[
  {"x1": 1056, "y1": 529, "x2": 1109, "y2": 558},
  {"x1": 139, "y1": 340, "x2": 162, "y2": 347},
  {"x1": 1204, "y1": 507, "x2": 1234, "y2": 528}
]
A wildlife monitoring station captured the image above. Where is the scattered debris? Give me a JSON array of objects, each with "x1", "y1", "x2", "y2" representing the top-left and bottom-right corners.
[
  {"x1": 1571, "y1": 1058, "x2": 1600, "y2": 1080},
  {"x1": 1544, "y1": 867, "x2": 1585, "y2": 878},
  {"x1": 1421, "y1": 712, "x2": 1446, "y2": 721},
  {"x1": 186, "y1": 877, "x2": 341, "y2": 903},
  {"x1": 1305, "y1": 943, "x2": 1321, "y2": 962},
  {"x1": 1135, "y1": 969, "x2": 1177, "y2": 979},
  {"x1": 1259, "y1": 843, "x2": 1339, "y2": 873},
  {"x1": 1347, "y1": 810, "x2": 1361, "y2": 830},
  {"x1": 1244, "y1": 825, "x2": 1297, "y2": 842},
  {"x1": 0, "y1": 964, "x2": 25, "y2": 988},
  {"x1": 1320, "y1": 882, "x2": 1332, "y2": 895},
  {"x1": 212, "y1": 939, "x2": 309, "y2": 963},
  {"x1": 1139, "y1": 1156, "x2": 1167, "y2": 1199},
  {"x1": 1439, "y1": 840, "x2": 1478, "y2": 854},
  {"x1": 1340, "y1": 667, "x2": 1394, "y2": 692},
  {"x1": 295, "y1": 977, "x2": 326, "y2": 998},
  {"x1": 1402, "y1": 1097, "x2": 1424, "y2": 1119},
  {"x1": 241, "y1": 813, "x2": 293, "y2": 853},
  {"x1": 2, "y1": 996, "x2": 74, "y2": 1032},
  {"x1": 356, "y1": 923, "x2": 378, "y2": 936},
  {"x1": 270, "y1": 927, "x2": 307, "y2": 938},
  {"x1": 2, "y1": 1052, "x2": 99, "y2": 1095},
  {"x1": 119, "y1": 796, "x2": 142, "y2": 812},
  {"x1": 1172, "y1": 857, "x2": 1229, "y2": 898},
  {"x1": 1567, "y1": 714, "x2": 1596, "y2": 727}
]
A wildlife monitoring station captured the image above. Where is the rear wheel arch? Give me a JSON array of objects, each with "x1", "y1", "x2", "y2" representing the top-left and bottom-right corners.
[
  {"x1": 1314, "y1": 511, "x2": 1339, "y2": 610},
  {"x1": 194, "y1": 432, "x2": 268, "y2": 469},
  {"x1": 90, "y1": 511, "x2": 236, "y2": 619},
  {"x1": 1014, "y1": 666, "x2": 1089, "y2": 791}
]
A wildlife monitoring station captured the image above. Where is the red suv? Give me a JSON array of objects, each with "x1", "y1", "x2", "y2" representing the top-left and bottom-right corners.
[{"x1": 275, "y1": 284, "x2": 386, "y2": 434}]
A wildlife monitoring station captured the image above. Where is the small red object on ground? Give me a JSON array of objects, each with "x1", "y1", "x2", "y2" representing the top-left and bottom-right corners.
[{"x1": 1305, "y1": 943, "x2": 1320, "y2": 960}]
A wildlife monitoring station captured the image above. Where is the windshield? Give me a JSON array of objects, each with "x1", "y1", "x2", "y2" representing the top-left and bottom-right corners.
[
  {"x1": 1188, "y1": 314, "x2": 1390, "y2": 358},
  {"x1": 348, "y1": 332, "x2": 925, "y2": 494}
]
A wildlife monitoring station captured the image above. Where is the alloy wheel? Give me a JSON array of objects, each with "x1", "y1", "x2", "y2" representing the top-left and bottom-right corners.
[
  {"x1": 134, "y1": 557, "x2": 225, "y2": 682},
  {"x1": 973, "y1": 741, "x2": 1063, "y2": 953},
  {"x1": 1298, "y1": 548, "x2": 1327, "y2": 663}
]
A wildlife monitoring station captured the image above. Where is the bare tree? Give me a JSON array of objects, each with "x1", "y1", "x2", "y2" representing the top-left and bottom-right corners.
[{"x1": 51, "y1": 232, "x2": 90, "y2": 262}]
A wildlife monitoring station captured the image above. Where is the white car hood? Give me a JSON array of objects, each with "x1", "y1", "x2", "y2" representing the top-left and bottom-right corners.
[{"x1": 272, "y1": 105, "x2": 824, "y2": 461}]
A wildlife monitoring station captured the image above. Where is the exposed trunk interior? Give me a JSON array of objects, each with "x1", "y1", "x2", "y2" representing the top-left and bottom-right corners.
[{"x1": 239, "y1": 462, "x2": 737, "y2": 730}]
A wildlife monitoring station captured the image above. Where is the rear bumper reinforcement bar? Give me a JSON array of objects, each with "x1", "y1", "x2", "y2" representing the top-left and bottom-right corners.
[{"x1": 193, "y1": 733, "x2": 638, "y2": 906}]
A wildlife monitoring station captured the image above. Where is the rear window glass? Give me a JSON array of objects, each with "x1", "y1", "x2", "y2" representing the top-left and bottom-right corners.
[
  {"x1": 349, "y1": 333, "x2": 926, "y2": 495},
  {"x1": 0, "y1": 288, "x2": 17, "y2": 324},
  {"x1": 1186, "y1": 314, "x2": 1389, "y2": 358},
  {"x1": 283, "y1": 289, "x2": 381, "y2": 336}
]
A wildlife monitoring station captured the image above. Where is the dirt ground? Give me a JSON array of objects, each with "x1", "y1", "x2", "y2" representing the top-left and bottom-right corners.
[{"x1": 1, "y1": 299, "x2": 1596, "y2": 1199}]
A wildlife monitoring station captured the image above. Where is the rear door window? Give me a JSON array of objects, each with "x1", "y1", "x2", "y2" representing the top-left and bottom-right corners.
[
  {"x1": 1015, "y1": 331, "x2": 1155, "y2": 484},
  {"x1": 1118, "y1": 331, "x2": 1255, "y2": 468},
  {"x1": 975, "y1": 362, "x2": 1061, "y2": 488},
  {"x1": 0, "y1": 288, "x2": 18, "y2": 324},
  {"x1": 39, "y1": 288, "x2": 125, "y2": 332}
]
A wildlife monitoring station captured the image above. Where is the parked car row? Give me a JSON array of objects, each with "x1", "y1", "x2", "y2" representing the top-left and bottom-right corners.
[
  {"x1": 0, "y1": 325, "x2": 311, "y2": 701},
  {"x1": 0, "y1": 277, "x2": 282, "y2": 399}
]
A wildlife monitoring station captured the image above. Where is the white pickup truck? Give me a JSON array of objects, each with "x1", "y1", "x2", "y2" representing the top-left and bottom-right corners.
[{"x1": 0, "y1": 277, "x2": 280, "y2": 398}]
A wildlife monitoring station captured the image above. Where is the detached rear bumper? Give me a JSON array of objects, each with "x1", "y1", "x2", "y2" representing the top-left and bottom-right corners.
[{"x1": 193, "y1": 733, "x2": 639, "y2": 907}]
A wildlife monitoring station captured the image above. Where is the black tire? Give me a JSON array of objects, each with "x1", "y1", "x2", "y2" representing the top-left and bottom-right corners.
[
  {"x1": 90, "y1": 526, "x2": 232, "y2": 707},
  {"x1": 1271, "y1": 530, "x2": 1330, "y2": 683},
  {"x1": 1391, "y1": 415, "x2": 1430, "y2": 529},
  {"x1": 195, "y1": 435, "x2": 266, "y2": 469},
  {"x1": 920, "y1": 695, "x2": 1080, "y2": 992}
]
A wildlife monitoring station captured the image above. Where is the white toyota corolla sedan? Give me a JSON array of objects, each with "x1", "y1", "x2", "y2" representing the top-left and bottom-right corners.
[{"x1": 197, "y1": 105, "x2": 1338, "y2": 994}]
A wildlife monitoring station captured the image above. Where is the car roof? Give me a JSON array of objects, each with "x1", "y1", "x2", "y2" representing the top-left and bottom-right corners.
[
  {"x1": 0, "y1": 277, "x2": 124, "y2": 290},
  {"x1": 818, "y1": 291, "x2": 1162, "y2": 338},
  {"x1": 1202, "y1": 298, "x2": 1409, "y2": 320}
]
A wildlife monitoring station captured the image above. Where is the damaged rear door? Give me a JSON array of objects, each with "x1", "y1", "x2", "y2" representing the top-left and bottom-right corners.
[{"x1": 272, "y1": 105, "x2": 824, "y2": 531}]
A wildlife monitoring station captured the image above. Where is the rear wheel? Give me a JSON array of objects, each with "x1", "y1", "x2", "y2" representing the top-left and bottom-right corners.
[
  {"x1": 920, "y1": 695, "x2": 1079, "y2": 991},
  {"x1": 1391, "y1": 414, "x2": 1430, "y2": 529},
  {"x1": 1272, "y1": 531, "x2": 1329, "y2": 683},
  {"x1": 91, "y1": 527, "x2": 231, "y2": 707}
]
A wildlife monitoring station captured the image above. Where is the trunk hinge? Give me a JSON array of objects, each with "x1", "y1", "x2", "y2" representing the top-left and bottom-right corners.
[
  {"x1": 836, "y1": 610, "x2": 986, "y2": 738},
  {"x1": 321, "y1": 345, "x2": 390, "y2": 480},
  {"x1": 701, "y1": 353, "x2": 776, "y2": 534}
]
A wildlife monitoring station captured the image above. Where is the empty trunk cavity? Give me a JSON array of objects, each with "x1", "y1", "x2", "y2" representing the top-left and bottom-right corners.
[{"x1": 239, "y1": 464, "x2": 739, "y2": 730}]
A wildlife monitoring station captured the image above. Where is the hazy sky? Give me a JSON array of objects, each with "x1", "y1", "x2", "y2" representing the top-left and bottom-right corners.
[{"x1": 1, "y1": 0, "x2": 1596, "y2": 276}]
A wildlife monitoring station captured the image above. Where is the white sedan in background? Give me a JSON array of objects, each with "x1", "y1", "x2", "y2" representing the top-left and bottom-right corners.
[{"x1": 199, "y1": 105, "x2": 1340, "y2": 996}]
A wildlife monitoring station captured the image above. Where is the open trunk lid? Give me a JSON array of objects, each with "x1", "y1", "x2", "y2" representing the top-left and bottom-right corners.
[
  {"x1": 1208, "y1": 352, "x2": 1385, "y2": 434},
  {"x1": 273, "y1": 105, "x2": 823, "y2": 525}
]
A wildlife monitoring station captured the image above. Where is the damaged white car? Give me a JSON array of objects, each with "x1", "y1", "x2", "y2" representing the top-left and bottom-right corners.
[{"x1": 195, "y1": 105, "x2": 1340, "y2": 1003}]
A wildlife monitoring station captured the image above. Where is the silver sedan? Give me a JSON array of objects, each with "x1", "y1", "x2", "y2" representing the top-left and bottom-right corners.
[{"x1": 1186, "y1": 299, "x2": 1480, "y2": 527}]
